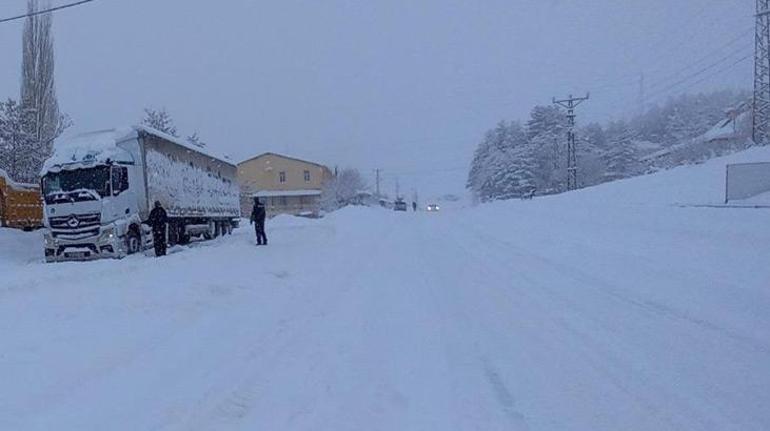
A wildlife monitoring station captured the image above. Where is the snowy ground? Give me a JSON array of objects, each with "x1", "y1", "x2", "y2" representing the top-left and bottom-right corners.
[{"x1": 1, "y1": 148, "x2": 769, "y2": 430}]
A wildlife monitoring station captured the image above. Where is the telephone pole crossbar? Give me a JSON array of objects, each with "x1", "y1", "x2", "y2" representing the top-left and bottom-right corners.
[
  {"x1": 754, "y1": 0, "x2": 770, "y2": 145},
  {"x1": 553, "y1": 93, "x2": 590, "y2": 191}
]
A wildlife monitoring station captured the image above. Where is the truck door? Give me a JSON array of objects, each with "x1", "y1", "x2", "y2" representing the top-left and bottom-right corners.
[{"x1": 110, "y1": 165, "x2": 132, "y2": 220}]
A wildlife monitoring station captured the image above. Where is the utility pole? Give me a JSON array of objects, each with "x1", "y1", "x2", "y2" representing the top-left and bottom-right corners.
[
  {"x1": 638, "y1": 72, "x2": 646, "y2": 116},
  {"x1": 754, "y1": 0, "x2": 770, "y2": 145},
  {"x1": 374, "y1": 168, "x2": 381, "y2": 198},
  {"x1": 553, "y1": 93, "x2": 590, "y2": 191},
  {"x1": 395, "y1": 178, "x2": 400, "y2": 199}
]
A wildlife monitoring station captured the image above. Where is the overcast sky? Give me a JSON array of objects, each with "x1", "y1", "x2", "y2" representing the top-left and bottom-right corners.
[{"x1": 0, "y1": 0, "x2": 754, "y2": 196}]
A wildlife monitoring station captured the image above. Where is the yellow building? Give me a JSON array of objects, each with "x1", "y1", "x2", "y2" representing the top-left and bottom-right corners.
[{"x1": 237, "y1": 153, "x2": 333, "y2": 217}]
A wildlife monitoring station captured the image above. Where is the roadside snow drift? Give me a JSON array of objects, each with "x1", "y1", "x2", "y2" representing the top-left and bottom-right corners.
[{"x1": 1, "y1": 148, "x2": 769, "y2": 430}]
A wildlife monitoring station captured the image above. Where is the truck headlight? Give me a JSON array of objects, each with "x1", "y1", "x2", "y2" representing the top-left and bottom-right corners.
[
  {"x1": 44, "y1": 233, "x2": 56, "y2": 247},
  {"x1": 98, "y1": 227, "x2": 116, "y2": 243}
]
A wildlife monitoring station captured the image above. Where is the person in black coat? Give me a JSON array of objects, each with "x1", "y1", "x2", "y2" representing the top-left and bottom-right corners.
[
  {"x1": 148, "y1": 200, "x2": 168, "y2": 256},
  {"x1": 250, "y1": 197, "x2": 268, "y2": 246}
]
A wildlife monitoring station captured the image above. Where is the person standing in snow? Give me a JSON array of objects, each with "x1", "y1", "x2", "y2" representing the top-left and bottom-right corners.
[
  {"x1": 148, "y1": 201, "x2": 168, "y2": 256},
  {"x1": 412, "y1": 201, "x2": 417, "y2": 212},
  {"x1": 250, "y1": 197, "x2": 268, "y2": 246}
]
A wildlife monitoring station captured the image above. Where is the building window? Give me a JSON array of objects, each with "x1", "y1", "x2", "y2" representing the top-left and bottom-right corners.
[
  {"x1": 279, "y1": 171, "x2": 286, "y2": 183},
  {"x1": 304, "y1": 170, "x2": 311, "y2": 182},
  {"x1": 281, "y1": 196, "x2": 288, "y2": 206}
]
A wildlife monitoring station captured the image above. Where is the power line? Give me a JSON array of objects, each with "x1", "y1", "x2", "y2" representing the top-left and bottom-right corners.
[
  {"x1": 588, "y1": 28, "x2": 753, "y2": 99},
  {"x1": 0, "y1": 0, "x2": 97, "y2": 24},
  {"x1": 645, "y1": 28, "x2": 753, "y2": 93},
  {"x1": 580, "y1": 0, "x2": 741, "y2": 94},
  {"x1": 645, "y1": 48, "x2": 753, "y2": 103}
]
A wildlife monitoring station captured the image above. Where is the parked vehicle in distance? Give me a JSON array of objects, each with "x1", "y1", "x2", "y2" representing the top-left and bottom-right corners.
[
  {"x1": 393, "y1": 199, "x2": 408, "y2": 211},
  {"x1": 0, "y1": 169, "x2": 43, "y2": 230},
  {"x1": 40, "y1": 126, "x2": 240, "y2": 262},
  {"x1": 426, "y1": 203, "x2": 440, "y2": 212}
]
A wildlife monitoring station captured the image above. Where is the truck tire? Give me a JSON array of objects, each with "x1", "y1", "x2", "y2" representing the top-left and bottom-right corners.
[{"x1": 126, "y1": 230, "x2": 141, "y2": 255}]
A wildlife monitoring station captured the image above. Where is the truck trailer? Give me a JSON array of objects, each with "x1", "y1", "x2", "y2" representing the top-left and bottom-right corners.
[
  {"x1": 0, "y1": 169, "x2": 43, "y2": 230},
  {"x1": 40, "y1": 126, "x2": 240, "y2": 262}
]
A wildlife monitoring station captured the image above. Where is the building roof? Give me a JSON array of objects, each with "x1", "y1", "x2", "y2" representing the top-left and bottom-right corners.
[
  {"x1": 252, "y1": 189, "x2": 323, "y2": 198},
  {"x1": 238, "y1": 152, "x2": 330, "y2": 170}
]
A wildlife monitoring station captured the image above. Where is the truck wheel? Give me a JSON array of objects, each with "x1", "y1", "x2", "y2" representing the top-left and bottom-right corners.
[
  {"x1": 126, "y1": 230, "x2": 141, "y2": 255},
  {"x1": 179, "y1": 225, "x2": 191, "y2": 245},
  {"x1": 203, "y1": 220, "x2": 215, "y2": 240}
]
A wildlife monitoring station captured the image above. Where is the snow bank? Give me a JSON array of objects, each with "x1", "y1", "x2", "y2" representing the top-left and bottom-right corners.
[{"x1": 565, "y1": 145, "x2": 770, "y2": 206}]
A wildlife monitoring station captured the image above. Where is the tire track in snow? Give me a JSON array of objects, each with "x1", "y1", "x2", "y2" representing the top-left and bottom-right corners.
[{"x1": 440, "y1": 214, "x2": 766, "y2": 431}]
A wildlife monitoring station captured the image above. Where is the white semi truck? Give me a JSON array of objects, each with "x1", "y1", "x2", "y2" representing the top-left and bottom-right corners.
[{"x1": 40, "y1": 126, "x2": 240, "y2": 262}]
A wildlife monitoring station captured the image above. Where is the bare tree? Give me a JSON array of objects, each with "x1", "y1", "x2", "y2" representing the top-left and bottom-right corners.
[
  {"x1": 187, "y1": 132, "x2": 206, "y2": 148},
  {"x1": 321, "y1": 168, "x2": 368, "y2": 211},
  {"x1": 19, "y1": 0, "x2": 68, "y2": 182},
  {"x1": 141, "y1": 107, "x2": 178, "y2": 137},
  {"x1": 0, "y1": 99, "x2": 36, "y2": 182}
]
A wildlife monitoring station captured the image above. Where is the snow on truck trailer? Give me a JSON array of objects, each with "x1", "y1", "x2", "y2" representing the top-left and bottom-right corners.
[
  {"x1": 40, "y1": 126, "x2": 240, "y2": 262},
  {"x1": 0, "y1": 169, "x2": 43, "y2": 230}
]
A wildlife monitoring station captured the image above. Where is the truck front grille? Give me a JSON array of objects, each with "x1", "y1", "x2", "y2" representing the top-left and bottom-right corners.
[{"x1": 49, "y1": 213, "x2": 101, "y2": 240}]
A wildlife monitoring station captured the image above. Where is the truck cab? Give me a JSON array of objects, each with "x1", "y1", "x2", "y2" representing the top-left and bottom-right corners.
[{"x1": 42, "y1": 155, "x2": 147, "y2": 261}]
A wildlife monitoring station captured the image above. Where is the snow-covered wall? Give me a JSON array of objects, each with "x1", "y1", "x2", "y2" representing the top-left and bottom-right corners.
[
  {"x1": 726, "y1": 162, "x2": 770, "y2": 202},
  {"x1": 146, "y1": 150, "x2": 239, "y2": 218}
]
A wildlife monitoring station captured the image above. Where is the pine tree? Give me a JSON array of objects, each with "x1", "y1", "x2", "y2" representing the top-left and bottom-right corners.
[
  {"x1": 141, "y1": 107, "x2": 178, "y2": 137},
  {"x1": 467, "y1": 121, "x2": 537, "y2": 201},
  {"x1": 665, "y1": 107, "x2": 692, "y2": 146},
  {"x1": 527, "y1": 105, "x2": 567, "y2": 193},
  {"x1": 603, "y1": 120, "x2": 639, "y2": 182}
]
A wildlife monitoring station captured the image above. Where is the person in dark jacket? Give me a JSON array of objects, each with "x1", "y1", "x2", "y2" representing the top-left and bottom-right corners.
[
  {"x1": 148, "y1": 201, "x2": 168, "y2": 256},
  {"x1": 250, "y1": 197, "x2": 268, "y2": 246},
  {"x1": 412, "y1": 201, "x2": 417, "y2": 212}
]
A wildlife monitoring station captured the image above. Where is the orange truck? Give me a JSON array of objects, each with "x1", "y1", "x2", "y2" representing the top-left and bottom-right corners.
[{"x1": 0, "y1": 169, "x2": 43, "y2": 230}]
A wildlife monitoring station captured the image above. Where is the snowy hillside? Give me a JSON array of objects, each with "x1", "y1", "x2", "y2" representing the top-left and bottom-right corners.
[
  {"x1": 566, "y1": 144, "x2": 770, "y2": 205},
  {"x1": 1, "y1": 146, "x2": 769, "y2": 430}
]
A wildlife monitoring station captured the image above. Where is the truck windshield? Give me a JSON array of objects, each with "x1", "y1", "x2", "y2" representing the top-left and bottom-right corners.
[{"x1": 43, "y1": 166, "x2": 111, "y2": 203}]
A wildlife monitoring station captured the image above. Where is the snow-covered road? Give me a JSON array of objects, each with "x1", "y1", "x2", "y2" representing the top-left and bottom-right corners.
[{"x1": 2, "y1": 150, "x2": 769, "y2": 430}]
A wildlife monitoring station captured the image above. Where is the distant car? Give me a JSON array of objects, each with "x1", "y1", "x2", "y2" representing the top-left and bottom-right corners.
[
  {"x1": 394, "y1": 200, "x2": 408, "y2": 211},
  {"x1": 426, "y1": 203, "x2": 440, "y2": 212}
]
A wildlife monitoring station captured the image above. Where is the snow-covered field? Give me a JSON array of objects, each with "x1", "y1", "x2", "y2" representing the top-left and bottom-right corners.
[{"x1": 1, "y1": 148, "x2": 769, "y2": 430}]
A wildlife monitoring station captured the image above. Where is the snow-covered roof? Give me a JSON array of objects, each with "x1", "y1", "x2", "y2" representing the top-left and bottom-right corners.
[
  {"x1": 701, "y1": 112, "x2": 748, "y2": 142},
  {"x1": 43, "y1": 127, "x2": 138, "y2": 174},
  {"x1": 43, "y1": 125, "x2": 234, "y2": 174},
  {"x1": 134, "y1": 125, "x2": 233, "y2": 164},
  {"x1": 252, "y1": 189, "x2": 322, "y2": 198}
]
